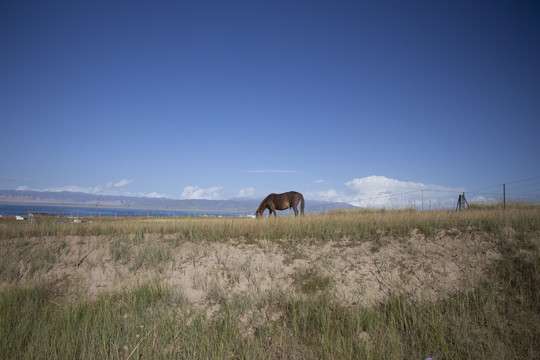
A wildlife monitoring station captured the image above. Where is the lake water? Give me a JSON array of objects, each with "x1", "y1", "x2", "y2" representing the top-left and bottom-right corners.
[{"x1": 0, "y1": 203, "x2": 253, "y2": 218}]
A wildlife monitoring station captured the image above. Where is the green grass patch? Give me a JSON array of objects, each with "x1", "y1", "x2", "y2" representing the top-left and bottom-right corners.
[{"x1": 294, "y1": 268, "x2": 333, "y2": 294}]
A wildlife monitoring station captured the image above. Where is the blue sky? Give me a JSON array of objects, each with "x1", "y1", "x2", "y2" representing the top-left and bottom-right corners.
[{"x1": 1, "y1": 1, "x2": 539, "y2": 208}]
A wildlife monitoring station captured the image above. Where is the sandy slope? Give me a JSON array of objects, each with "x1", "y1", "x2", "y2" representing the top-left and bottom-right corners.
[{"x1": 2, "y1": 227, "x2": 504, "y2": 310}]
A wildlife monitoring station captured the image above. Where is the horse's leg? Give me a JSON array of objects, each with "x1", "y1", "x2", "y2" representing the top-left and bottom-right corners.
[
  {"x1": 270, "y1": 205, "x2": 277, "y2": 217},
  {"x1": 291, "y1": 198, "x2": 299, "y2": 216}
]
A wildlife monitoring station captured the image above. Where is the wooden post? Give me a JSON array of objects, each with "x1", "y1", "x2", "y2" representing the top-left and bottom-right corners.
[
  {"x1": 457, "y1": 193, "x2": 468, "y2": 211},
  {"x1": 503, "y1": 184, "x2": 506, "y2": 209}
]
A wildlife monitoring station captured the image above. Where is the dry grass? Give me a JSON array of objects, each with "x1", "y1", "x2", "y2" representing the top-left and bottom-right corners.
[{"x1": 1, "y1": 203, "x2": 538, "y2": 241}]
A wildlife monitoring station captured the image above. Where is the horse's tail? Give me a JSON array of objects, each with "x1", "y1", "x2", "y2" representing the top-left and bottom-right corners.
[{"x1": 299, "y1": 193, "x2": 305, "y2": 215}]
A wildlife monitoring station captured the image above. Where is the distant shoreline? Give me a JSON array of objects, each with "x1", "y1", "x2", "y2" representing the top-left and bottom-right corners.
[
  {"x1": 0, "y1": 203, "x2": 254, "y2": 218},
  {"x1": 0, "y1": 190, "x2": 358, "y2": 214},
  {"x1": 0, "y1": 200, "x2": 216, "y2": 212}
]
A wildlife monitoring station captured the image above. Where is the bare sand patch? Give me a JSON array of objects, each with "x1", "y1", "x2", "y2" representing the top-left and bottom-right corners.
[{"x1": 1, "y1": 228, "x2": 503, "y2": 308}]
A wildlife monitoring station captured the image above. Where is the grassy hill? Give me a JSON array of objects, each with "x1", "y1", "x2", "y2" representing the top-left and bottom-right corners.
[{"x1": 1, "y1": 205, "x2": 538, "y2": 359}]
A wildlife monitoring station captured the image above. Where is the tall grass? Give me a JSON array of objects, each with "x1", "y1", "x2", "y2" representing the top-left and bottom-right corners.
[
  {"x1": 2, "y1": 204, "x2": 539, "y2": 242},
  {"x1": 1, "y1": 205, "x2": 539, "y2": 359},
  {"x1": 1, "y1": 249, "x2": 537, "y2": 359}
]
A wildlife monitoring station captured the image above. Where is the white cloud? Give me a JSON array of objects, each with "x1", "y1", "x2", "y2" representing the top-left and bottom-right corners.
[
  {"x1": 14, "y1": 183, "x2": 168, "y2": 199},
  {"x1": 108, "y1": 179, "x2": 134, "y2": 188},
  {"x1": 346, "y1": 175, "x2": 422, "y2": 197},
  {"x1": 315, "y1": 189, "x2": 347, "y2": 202},
  {"x1": 145, "y1": 192, "x2": 168, "y2": 199},
  {"x1": 313, "y1": 179, "x2": 325, "y2": 184},
  {"x1": 44, "y1": 185, "x2": 104, "y2": 195},
  {"x1": 181, "y1": 186, "x2": 223, "y2": 200},
  {"x1": 469, "y1": 195, "x2": 498, "y2": 204},
  {"x1": 237, "y1": 187, "x2": 255, "y2": 197},
  {"x1": 314, "y1": 175, "x2": 463, "y2": 209}
]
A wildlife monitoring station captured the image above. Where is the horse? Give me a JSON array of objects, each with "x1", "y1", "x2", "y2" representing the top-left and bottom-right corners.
[{"x1": 255, "y1": 191, "x2": 305, "y2": 218}]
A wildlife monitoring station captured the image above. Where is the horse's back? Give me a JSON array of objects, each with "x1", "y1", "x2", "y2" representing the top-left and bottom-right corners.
[{"x1": 286, "y1": 191, "x2": 302, "y2": 201}]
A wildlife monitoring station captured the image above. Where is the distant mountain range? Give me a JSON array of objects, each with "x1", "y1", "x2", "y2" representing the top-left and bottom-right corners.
[{"x1": 0, "y1": 190, "x2": 357, "y2": 214}]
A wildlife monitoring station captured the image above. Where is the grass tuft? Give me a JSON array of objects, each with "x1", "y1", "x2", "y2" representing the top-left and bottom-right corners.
[{"x1": 294, "y1": 268, "x2": 333, "y2": 294}]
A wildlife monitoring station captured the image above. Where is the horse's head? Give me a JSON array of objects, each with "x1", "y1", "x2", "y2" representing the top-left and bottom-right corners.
[{"x1": 255, "y1": 210, "x2": 263, "y2": 218}]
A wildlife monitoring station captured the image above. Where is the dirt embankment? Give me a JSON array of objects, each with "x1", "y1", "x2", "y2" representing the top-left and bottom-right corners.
[{"x1": 2, "y1": 227, "x2": 506, "y2": 307}]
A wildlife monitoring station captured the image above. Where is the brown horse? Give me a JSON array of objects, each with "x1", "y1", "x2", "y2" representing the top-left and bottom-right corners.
[{"x1": 255, "y1": 191, "x2": 305, "y2": 218}]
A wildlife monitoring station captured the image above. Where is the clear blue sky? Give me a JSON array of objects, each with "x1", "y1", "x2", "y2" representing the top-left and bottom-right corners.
[{"x1": 1, "y1": 1, "x2": 539, "y2": 208}]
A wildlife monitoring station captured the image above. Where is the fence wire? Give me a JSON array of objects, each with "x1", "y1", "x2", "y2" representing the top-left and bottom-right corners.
[{"x1": 349, "y1": 176, "x2": 540, "y2": 210}]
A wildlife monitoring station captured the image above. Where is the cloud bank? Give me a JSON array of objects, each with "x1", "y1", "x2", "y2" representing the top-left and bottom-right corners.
[
  {"x1": 108, "y1": 179, "x2": 134, "y2": 188},
  {"x1": 181, "y1": 186, "x2": 223, "y2": 200},
  {"x1": 12, "y1": 175, "x2": 467, "y2": 209},
  {"x1": 314, "y1": 175, "x2": 463, "y2": 209},
  {"x1": 15, "y1": 179, "x2": 170, "y2": 199},
  {"x1": 17, "y1": 185, "x2": 105, "y2": 195},
  {"x1": 237, "y1": 187, "x2": 255, "y2": 198}
]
